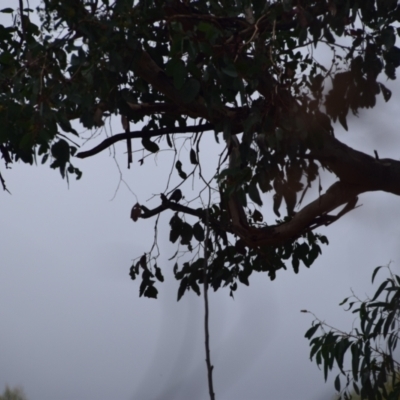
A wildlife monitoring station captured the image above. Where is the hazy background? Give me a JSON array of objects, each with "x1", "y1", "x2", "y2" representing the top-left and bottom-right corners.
[{"x1": 1, "y1": 3, "x2": 400, "y2": 400}]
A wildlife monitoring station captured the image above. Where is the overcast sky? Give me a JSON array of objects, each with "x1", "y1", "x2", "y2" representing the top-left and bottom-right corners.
[{"x1": 1, "y1": 4, "x2": 400, "y2": 400}]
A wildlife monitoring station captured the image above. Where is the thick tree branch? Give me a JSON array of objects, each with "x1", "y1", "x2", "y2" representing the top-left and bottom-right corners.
[
  {"x1": 236, "y1": 181, "x2": 362, "y2": 248},
  {"x1": 309, "y1": 133, "x2": 400, "y2": 196},
  {"x1": 80, "y1": 46, "x2": 400, "y2": 253},
  {"x1": 226, "y1": 131, "x2": 400, "y2": 249}
]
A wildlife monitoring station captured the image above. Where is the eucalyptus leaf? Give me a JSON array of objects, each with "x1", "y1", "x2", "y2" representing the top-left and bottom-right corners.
[
  {"x1": 141, "y1": 137, "x2": 159, "y2": 153},
  {"x1": 179, "y1": 78, "x2": 200, "y2": 104}
]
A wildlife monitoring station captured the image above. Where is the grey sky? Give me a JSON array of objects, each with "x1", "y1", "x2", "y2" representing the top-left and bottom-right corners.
[{"x1": 1, "y1": 3, "x2": 400, "y2": 400}]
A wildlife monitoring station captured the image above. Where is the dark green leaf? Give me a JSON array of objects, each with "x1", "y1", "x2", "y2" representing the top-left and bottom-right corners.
[
  {"x1": 51, "y1": 139, "x2": 70, "y2": 178},
  {"x1": 305, "y1": 323, "x2": 321, "y2": 339},
  {"x1": 139, "y1": 254, "x2": 147, "y2": 270},
  {"x1": 385, "y1": 46, "x2": 400, "y2": 67},
  {"x1": 338, "y1": 113, "x2": 348, "y2": 131},
  {"x1": 180, "y1": 222, "x2": 193, "y2": 245},
  {"x1": 144, "y1": 284, "x2": 158, "y2": 299},
  {"x1": 351, "y1": 343, "x2": 360, "y2": 381},
  {"x1": 166, "y1": 59, "x2": 186, "y2": 89},
  {"x1": 381, "y1": 27, "x2": 396, "y2": 50},
  {"x1": 193, "y1": 222, "x2": 205, "y2": 242},
  {"x1": 238, "y1": 271, "x2": 249, "y2": 286},
  {"x1": 299, "y1": 27, "x2": 308, "y2": 46},
  {"x1": 292, "y1": 256, "x2": 300, "y2": 273},
  {"x1": 129, "y1": 264, "x2": 136, "y2": 280},
  {"x1": 57, "y1": 113, "x2": 78, "y2": 135},
  {"x1": 175, "y1": 160, "x2": 187, "y2": 179},
  {"x1": 248, "y1": 180, "x2": 263, "y2": 206},
  {"x1": 252, "y1": 209, "x2": 263, "y2": 222},
  {"x1": 177, "y1": 276, "x2": 189, "y2": 301},
  {"x1": 169, "y1": 215, "x2": 182, "y2": 243},
  {"x1": 309, "y1": 338, "x2": 321, "y2": 361},
  {"x1": 169, "y1": 228, "x2": 180, "y2": 243},
  {"x1": 383, "y1": 311, "x2": 396, "y2": 337},
  {"x1": 142, "y1": 137, "x2": 159, "y2": 153},
  {"x1": 139, "y1": 277, "x2": 148, "y2": 297},
  {"x1": 379, "y1": 83, "x2": 392, "y2": 102},
  {"x1": 323, "y1": 26, "x2": 335, "y2": 44},
  {"x1": 371, "y1": 280, "x2": 389, "y2": 301},
  {"x1": 221, "y1": 64, "x2": 238, "y2": 77},
  {"x1": 339, "y1": 297, "x2": 349, "y2": 306},
  {"x1": 190, "y1": 148, "x2": 198, "y2": 164},
  {"x1": 334, "y1": 338, "x2": 351, "y2": 373},
  {"x1": 154, "y1": 264, "x2": 164, "y2": 282},
  {"x1": 334, "y1": 374, "x2": 341, "y2": 392},
  {"x1": 191, "y1": 280, "x2": 201, "y2": 296},
  {"x1": 179, "y1": 78, "x2": 200, "y2": 104},
  {"x1": 166, "y1": 133, "x2": 173, "y2": 148}
]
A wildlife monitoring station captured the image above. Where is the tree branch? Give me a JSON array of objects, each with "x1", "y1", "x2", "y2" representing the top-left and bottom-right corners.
[
  {"x1": 133, "y1": 50, "x2": 237, "y2": 124},
  {"x1": 132, "y1": 128, "x2": 400, "y2": 253},
  {"x1": 203, "y1": 208, "x2": 215, "y2": 400},
  {"x1": 76, "y1": 123, "x2": 214, "y2": 159},
  {"x1": 228, "y1": 181, "x2": 362, "y2": 249},
  {"x1": 309, "y1": 133, "x2": 400, "y2": 196},
  {"x1": 0, "y1": 170, "x2": 10, "y2": 193},
  {"x1": 140, "y1": 196, "x2": 205, "y2": 220}
]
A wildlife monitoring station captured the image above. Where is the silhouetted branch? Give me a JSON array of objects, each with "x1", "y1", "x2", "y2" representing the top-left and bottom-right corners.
[
  {"x1": 0, "y1": 170, "x2": 10, "y2": 193},
  {"x1": 203, "y1": 208, "x2": 215, "y2": 400},
  {"x1": 140, "y1": 197, "x2": 205, "y2": 219},
  {"x1": 76, "y1": 123, "x2": 214, "y2": 159}
]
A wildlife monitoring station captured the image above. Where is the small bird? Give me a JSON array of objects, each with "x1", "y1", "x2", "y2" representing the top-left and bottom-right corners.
[{"x1": 169, "y1": 189, "x2": 183, "y2": 202}]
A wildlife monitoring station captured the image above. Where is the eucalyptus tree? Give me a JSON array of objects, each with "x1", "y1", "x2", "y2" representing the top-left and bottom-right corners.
[
  {"x1": 2, "y1": 0, "x2": 399, "y2": 295},
  {"x1": 305, "y1": 265, "x2": 400, "y2": 400},
  {"x1": 2, "y1": 1, "x2": 400, "y2": 398}
]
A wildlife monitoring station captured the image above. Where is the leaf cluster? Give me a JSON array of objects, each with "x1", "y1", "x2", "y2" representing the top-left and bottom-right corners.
[
  {"x1": 2, "y1": 1, "x2": 400, "y2": 297},
  {"x1": 305, "y1": 265, "x2": 400, "y2": 400},
  {"x1": 129, "y1": 253, "x2": 164, "y2": 299}
]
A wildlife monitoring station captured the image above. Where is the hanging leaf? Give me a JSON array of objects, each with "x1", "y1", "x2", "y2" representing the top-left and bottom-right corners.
[
  {"x1": 166, "y1": 133, "x2": 173, "y2": 148},
  {"x1": 379, "y1": 83, "x2": 392, "y2": 102},
  {"x1": 154, "y1": 264, "x2": 164, "y2": 282},
  {"x1": 248, "y1": 180, "x2": 263, "y2": 206},
  {"x1": 190, "y1": 148, "x2": 198, "y2": 164},
  {"x1": 179, "y1": 78, "x2": 200, "y2": 104},
  {"x1": 180, "y1": 222, "x2": 193, "y2": 245},
  {"x1": 177, "y1": 276, "x2": 189, "y2": 301},
  {"x1": 144, "y1": 285, "x2": 158, "y2": 299},
  {"x1": 50, "y1": 139, "x2": 70, "y2": 178},
  {"x1": 175, "y1": 160, "x2": 187, "y2": 179},
  {"x1": 193, "y1": 222, "x2": 205, "y2": 241},
  {"x1": 142, "y1": 137, "x2": 159, "y2": 153}
]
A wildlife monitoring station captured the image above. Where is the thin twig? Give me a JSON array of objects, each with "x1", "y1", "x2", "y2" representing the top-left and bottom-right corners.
[
  {"x1": 203, "y1": 203, "x2": 215, "y2": 400},
  {"x1": 0, "y1": 170, "x2": 11, "y2": 194},
  {"x1": 18, "y1": 0, "x2": 26, "y2": 42}
]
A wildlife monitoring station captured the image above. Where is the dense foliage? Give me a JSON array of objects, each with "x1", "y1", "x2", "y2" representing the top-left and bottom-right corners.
[
  {"x1": 1, "y1": 0, "x2": 400, "y2": 299},
  {"x1": 305, "y1": 265, "x2": 400, "y2": 400}
]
